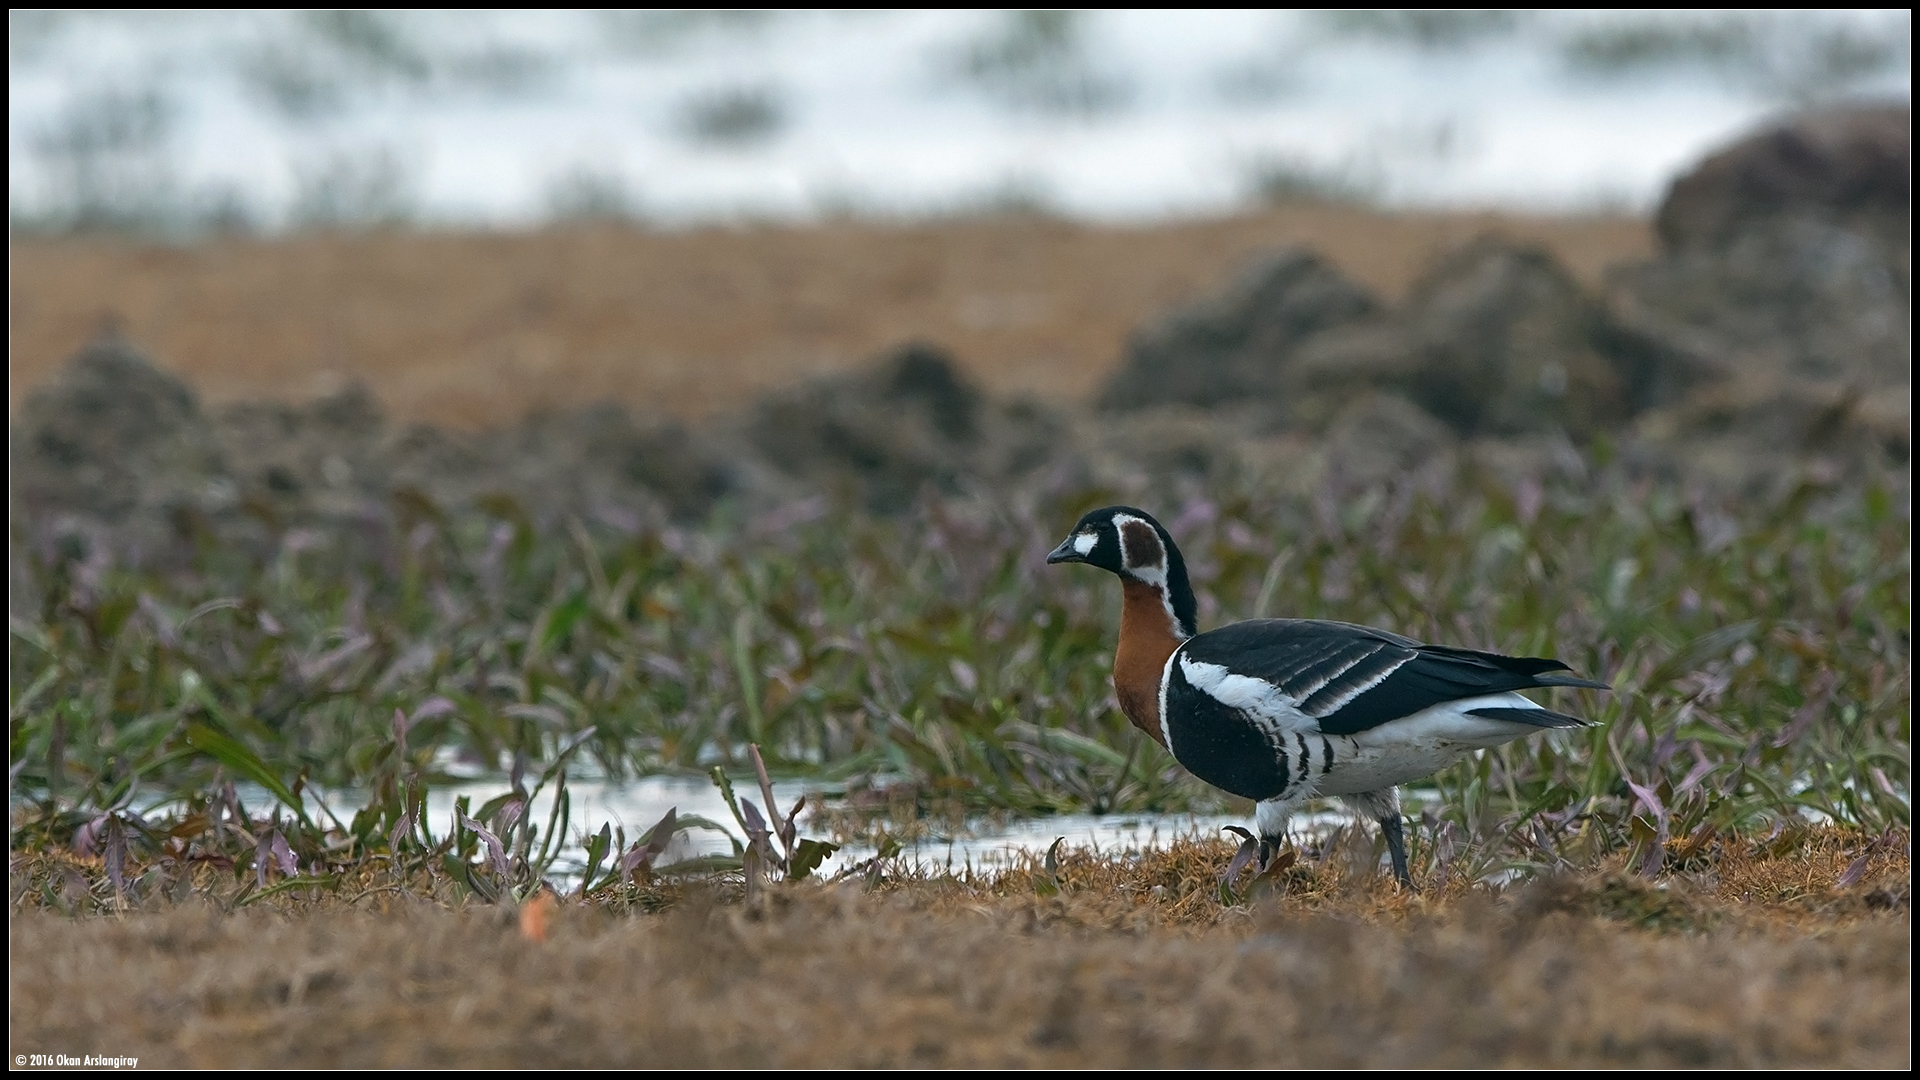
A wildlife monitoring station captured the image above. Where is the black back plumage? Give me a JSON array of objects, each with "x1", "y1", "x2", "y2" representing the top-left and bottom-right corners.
[{"x1": 1175, "y1": 619, "x2": 1607, "y2": 736}]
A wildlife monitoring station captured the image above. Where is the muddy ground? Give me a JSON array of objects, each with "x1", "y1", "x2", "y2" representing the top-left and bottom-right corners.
[{"x1": 8, "y1": 830, "x2": 1910, "y2": 1068}]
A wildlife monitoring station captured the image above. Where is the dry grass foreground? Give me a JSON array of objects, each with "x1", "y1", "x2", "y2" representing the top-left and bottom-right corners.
[
  {"x1": 11, "y1": 828, "x2": 1908, "y2": 1068},
  {"x1": 9, "y1": 207, "x2": 1650, "y2": 428}
]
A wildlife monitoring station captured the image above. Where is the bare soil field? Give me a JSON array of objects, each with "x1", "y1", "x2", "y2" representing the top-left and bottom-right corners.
[
  {"x1": 9, "y1": 829, "x2": 1909, "y2": 1069},
  {"x1": 9, "y1": 207, "x2": 1650, "y2": 427}
]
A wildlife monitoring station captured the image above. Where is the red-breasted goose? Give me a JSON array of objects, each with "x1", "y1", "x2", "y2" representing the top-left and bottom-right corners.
[{"x1": 1046, "y1": 505, "x2": 1609, "y2": 888}]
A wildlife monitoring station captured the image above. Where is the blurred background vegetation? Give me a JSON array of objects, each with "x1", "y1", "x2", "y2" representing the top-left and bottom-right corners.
[
  {"x1": 9, "y1": 10, "x2": 1911, "y2": 237},
  {"x1": 7, "y1": 11, "x2": 1909, "y2": 906}
]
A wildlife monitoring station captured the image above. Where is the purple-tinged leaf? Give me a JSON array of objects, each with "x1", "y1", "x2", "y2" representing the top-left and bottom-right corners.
[
  {"x1": 103, "y1": 818, "x2": 128, "y2": 895},
  {"x1": 1774, "y1": 668, "x2": 1837, "y2": 748},
  {"x1": 781, "y1": 795, "x2": 806, "y2": 854},
  {"x1": 74, "y1": 815, "x2": 106, "y2": 857},
  {"x1": 1870, "y1": 767, "x2": 1900, "y2": 800},
  {"x1": 1676, "y1": 748, "x2": 1717, "y2": 797},
  {"x1": 297, "y1": 634, "x2": 371, "y2": 684},
  {"x1": 1514, "y1": 475, "x2": 1543, "y2": 526},
  {"x1": 137, "y1": 593, "x2": 179, "y2": 649},
  {"x1": 388, "y1": 802, "x2": 416, "y2": 854},
  {"x1": 750, "y1": 744, "x2": 782, "y2": 856},
  {"x1": 1651, "y1": 726, "x2": 1679, "y2": 770},
  {"x1": 1220, "y1": 835, "x2": 1261, "y2": 884},
  {"x1": 1624, "y1": 777, "x2": 1666, "y2": 821},
  {"x1": 640, "y1": 654, "x2": 687, "y2": 681},
  {"x1": 622, "y1": 807, "x2": 679, "y2": 882},
  {"x1": 459, "y1": 810, "x2": 512, "y2": 882},
  {"x1": 554, "y1": 726, "x2": 599, "y2": 763},
  {"x1": 496, "y1": 800, "x2": 526, "y2": 841},
  {"x1": 739, "y1": 798, "x2": 769, "y2": 840},
  {"x1": 1254, "y1": 847, "x2": 1298, "y2": 884},
  {"x1": 1837, "y1": 855, "x2": 1871, "y2": 889},
  {"x1": 619, "y1": 841, "x2": 650, "y2": 879},
  {"x1": 642, "y1": 807, "x2": 679, "y2": 861},
  {"x1": 271, "y1": 830, "x2": 298, "y2": 878},
  {"x1": 502, "y1": 704, "x2": 569, "y2": 728},
  {"x1": 1634, "y1": 817, "x2": 1668, "y2": 879},
  {"x1": 392, "y1": 708, "x2": 410, "y2": 763},
  {"x1": 61, "y1": 867, "x2": 91, "y2": 909},
  {"x1": 410, "y1": 696, "x2": 459, "y2": 723},
  {"x1": 256, "y1": 828, "x2": 273, "y2": 889}
]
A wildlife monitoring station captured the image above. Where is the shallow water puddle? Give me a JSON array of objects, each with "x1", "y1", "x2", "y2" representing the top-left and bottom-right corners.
[{"x1": 297, "y1": 773, "x2": 1270, "y2": 886}]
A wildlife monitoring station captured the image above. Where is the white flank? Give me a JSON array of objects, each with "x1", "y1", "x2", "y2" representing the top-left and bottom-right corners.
[{"x1": 1316, "y1": 692, "x2": 1554, "y2": 796}]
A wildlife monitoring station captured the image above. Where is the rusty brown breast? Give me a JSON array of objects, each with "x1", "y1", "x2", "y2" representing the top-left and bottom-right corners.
[{"x1": 1113, "y1": 578, "x2": 1185, "y2": 747}]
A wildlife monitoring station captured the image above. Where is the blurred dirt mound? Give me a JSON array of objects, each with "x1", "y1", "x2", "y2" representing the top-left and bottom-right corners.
[
  {"x1": 10, "y1": 106, "x2": 1908, "y2": 544},
  {"x1": 1098, "y1": 237, "x2": 1701, "y2": 440},
  {"x1": 11, "y1": 332, "x2": 229, "y2": 552},
  {"x1": 1286, "y1": 236, "x2": 1699, "y2": 438},
  {"x1": 10, "y1": 335, "x2": 739, "y2": 554},
  {"x1": 1615, "y1": 102, "x2": 1910, "y2": 489},
  {"x1": 10, "y1": 335, "x2": 1077, "y2": 549},
  {"x1": 737, "y1": 341, "x2": 1065, "y2": 512},
  {"x1": 1093, "y1": 103, "x2": 1909, "y2": 495},
  {"x1": 1654, "y1": 102, "x2": 1908, "y2": 256},
  {"x1": 385, "y1": 405, "x2": 732, "y2": 525},
  {"x1": 1616, "y1": 103, "x2": 1908, "y2": 388},
  {"x1": 1098, "y1": 249, "x2": 1378, "y2": 411}
]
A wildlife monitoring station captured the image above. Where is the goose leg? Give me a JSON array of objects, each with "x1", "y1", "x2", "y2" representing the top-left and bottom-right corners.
[
  {"x1": 1342, "y1": 788, "x2": 1416, "y2": 891},
  {"x1": 1378, "y1": 812, "x2": 1413, "y2": 890},
  {"x1": 1253, "y1": 796, "x2": 1297, "y2": 873}
]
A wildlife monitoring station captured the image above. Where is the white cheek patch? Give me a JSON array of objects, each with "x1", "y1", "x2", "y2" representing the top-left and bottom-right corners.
[{"x1": 1073, "y1": 532, "x2": 1097, "y2": 556}]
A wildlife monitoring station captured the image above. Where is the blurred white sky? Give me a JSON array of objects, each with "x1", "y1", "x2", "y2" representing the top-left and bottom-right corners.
[{"x1": 8, "y1": 10, "x2": 1911, "y2": 232}]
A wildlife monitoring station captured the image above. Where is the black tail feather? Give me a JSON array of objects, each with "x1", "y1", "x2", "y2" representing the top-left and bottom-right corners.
[
  {"x1": 1529, "y1": 671, "x2": 1611, "y2": 691},
  {"x1": 1468, "y1": 706, "x2": 1592, "y2": 729}
]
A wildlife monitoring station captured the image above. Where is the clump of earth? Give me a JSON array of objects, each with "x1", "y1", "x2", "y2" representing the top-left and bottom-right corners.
[{"x1": 10, "y1": 105, "x2": 1907, "y2": 564}]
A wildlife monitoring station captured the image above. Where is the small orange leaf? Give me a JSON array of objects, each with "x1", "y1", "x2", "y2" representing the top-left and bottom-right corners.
[{"x1": 519, "y1": 892, "x2": 556, "y2": 943}]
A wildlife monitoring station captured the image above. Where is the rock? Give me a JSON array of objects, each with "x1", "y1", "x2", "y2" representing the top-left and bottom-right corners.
[
  {"x1": 502, "y1": 405, "x2": 734, "y2": 523},
  {"x1": 742, "y1": 341, "x2": 1065, "y2": 512},
  {"x1": 1288, "y1": 237, "x2": 1700, "y2": 437},
  {"x1": 213, "y1": 383, "x2": 388, "y2": 519},
  {"x1": 1655, "y1": 103, "x2": 1908, "y2": 256},
  {"x1": 1613, "y1": 103, "x2": 1910, "y2": 392},
  {"x1": 881, "y1": 341, "x2": 984, "y2": 442},
  {"x1": 12, "y1": 331, "x2": 742, "y2": 552},
  {"x1": 1320, "y1": 393, "x2": 1457, "y2": 487},
  {"x1": 1098, "y1": 248, "x2": 1378, "y2": 410},
  {"x1": 10, "y1": 332, "x2": 231, "y2": 538},
  {"x1": 1630, "y1": 373, "x2": 1909, "y2": 496}
]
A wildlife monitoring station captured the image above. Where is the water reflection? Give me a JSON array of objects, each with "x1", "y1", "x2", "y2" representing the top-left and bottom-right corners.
[{"x1": 299, "y1": 773, "x2": 1295, "y2": 885}]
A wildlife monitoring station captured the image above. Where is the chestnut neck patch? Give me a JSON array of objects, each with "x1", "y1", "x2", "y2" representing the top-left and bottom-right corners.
[{"x1": 1120, "y1": 519, "x2": 1164, "y2": 572}]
